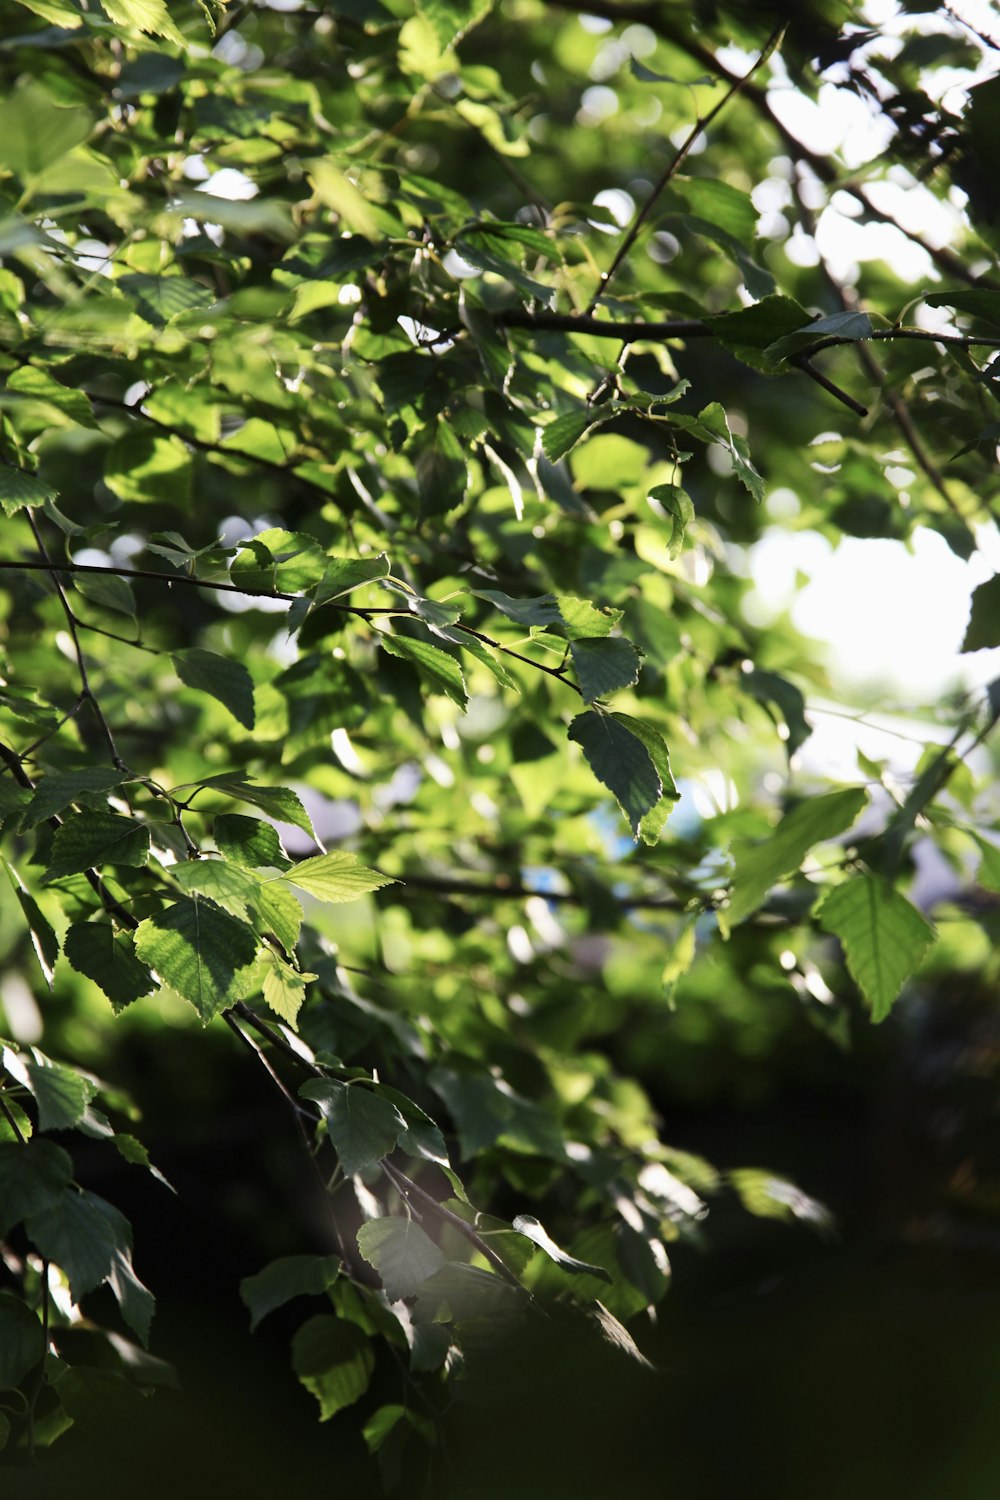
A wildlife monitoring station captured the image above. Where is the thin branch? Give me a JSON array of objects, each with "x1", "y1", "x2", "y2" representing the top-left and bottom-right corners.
[
  {"x1": 0, "y1": 555, "x2": 297, "y2": 602},
  {"x1": 396, "y1": 869, "x2": 687, "y2": 911},
  {"x1": 549, "y1": 0, "x2": 997, "y2": 291},
  {"x1": 584, "y1": 22, "x2": 785, "y2": 314},
  {"x1": 24, "y1": 511, "x2": 127, "y2": 772},
  {"x1": 795, "y1": 355, "x2": 867, "y2": 417},
  {"x1": 380, "y1": 1158, "x2": 523, "y2": 1289}
]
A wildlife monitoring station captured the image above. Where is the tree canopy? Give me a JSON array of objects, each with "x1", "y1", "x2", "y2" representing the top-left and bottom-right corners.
[{"x1": 1, "y1": 0, "x2": 999, "y2": 1488}]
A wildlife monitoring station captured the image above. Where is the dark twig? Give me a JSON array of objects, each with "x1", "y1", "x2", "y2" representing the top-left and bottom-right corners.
[
  {"x1": 584, "y1": 22, "x2": 785, "y2": 314},
  {"x1": 24, "y1": 512, "x2": 127, "y2": 772}
]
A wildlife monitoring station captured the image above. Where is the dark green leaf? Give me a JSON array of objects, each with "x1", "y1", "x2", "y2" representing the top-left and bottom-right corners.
[
  {"x1": 0, "y1": 1292, "x2": 45, "y2": 1392},
  {"x1": 172, "y1": 649, "x2": 256, "y2": 730},
  {"x1": 291, "y1": 1315, "x2": 374, "y2": 1421},
  {"x1": 569, "y1": 637, "x2": 642, "y2": 703},
  {"x1": 512, "y1": 1214, "x2": 612, "y2": 1281},
  {"x1": 25, "y1": 1188, "x2": 119, "y2": 1300},
  {"x1": 962, "y1": 574, "x2": 1000, "y2": 651},
  {"x1": 215, "y1": 814, "x2": 289, "y2": 869},
  {"x1": 356, "y1": 1217, "x2": 445, "y2": 1301},
  {"x1": 0, "y1": 1137, "x2": 73, "y2": 1236},
  {"x1": 728, "y1": 788, "x2": 868, "y2": 926},
  {"x1": 63, "y1": 922, "x2": 156, "y2": 1014},
  {"x1": 241, "y1": 1255, "x2": 341, "y2": 1332},
  {"x1": 300, "y1": 1079, "x2": 407, "y2": 1175},
  {"x1": 379, "y1": 632, "x2": 468, "y2": 706},
  {"x1": 568, "y1": 711, "x2": 662, "y2": 839},
  {"x1": 43, "y1": 812, "x2": 149, "y2": 881}
]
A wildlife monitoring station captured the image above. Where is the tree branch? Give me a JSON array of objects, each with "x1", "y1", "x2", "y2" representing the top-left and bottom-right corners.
[
  {"x1": 380, "y1": 1158, "x2": 524, "y2": 1289},
  {"x1": 584, "y1": 21, "x2": 785, "y2": 314}
]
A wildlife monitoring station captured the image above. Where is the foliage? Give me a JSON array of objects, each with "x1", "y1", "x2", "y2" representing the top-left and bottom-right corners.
[{"x1": 0, "y1": 0, "x2": 998, "y2": 1482}]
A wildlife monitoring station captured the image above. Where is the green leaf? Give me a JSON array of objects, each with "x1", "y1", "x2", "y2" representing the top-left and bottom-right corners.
[
  {"x1": 0, "y1": 1137, "x2": 73, "y2": 1236},
  {"x1": 693, "y1": 402, "x2": 764, "y2": 502},
  {"x1": 5, "y1": 865, "x2": 60, "y2": 988},
  {"x1": 0, "y1": 464, "x2": 59, "y2": 514},
  {"x1": 541, "y1": 409, "x2": 610, "y2": 462},
  {"x1": 104, "y1": 430, "x2": 192, "y2": 506},
  {"x1": 300, "y1": 1080, "x2": 407, "y2": 1175},
  {"x1": 25, "y1": 1188, "x2": 119, "y2": 1300},
  {"x1": 260, "y1": 948, "x2": 315, "y2": 1028},
  {"x1": 99, "y1": 0, "x2": 185, "y2": 41},
  {"x1": 230, "y1": 529, "x2": 327, "y2": 594},
  {"x1": 291, "y1": 1315, "x2": 374, "y2": 1421},
  {"x1": 75, "y1": 572, "x2": 137, "y2": 619},
  {"x1": 743, "y1": 668, "x2": 812, "y2": 758},
  {"x1": 241, "y1": 1254, "x2": 341, "y2": 1332},
  {"x1": 923, "y1": 289, "x2": 1000, "y2": 328},
  {"x1": 589, "y1": 1301, "x2": 653, "y2": 1368},
  {"x1": 23, "y1": 767, "x2": 128, "y2": 831},
  {"x1": 280, "y1": 852, "x2": 397, "y2": 904},
  {"x1": 817, "y1": 874, "x2": 936, "y2": 1022},
  {"x1": 647, "y1": 484, "x2": 695, "y2": 555},
  {"x1": 568, "y1": 711, "x2": 662, "y2": 839},
  {"x1": 215, "y1": 814, "x2": 289, "y2": 870},
  {"x1": 21, "y1": 1051, "x2": 97, "y2": 1132},
  {"x1": 356, "y1": 1217, "x2": 445, "y2": 1301},
  {"x1": 569, "y1": 637, "x2": 642, "y2": 703},
  {"x1": 971, "y1": 833, "x2": 1000, "y2": 892},
  {"x1": 116, "y1": 274, "x2": 214, "y2": 327},
  {"x1": 107, "y1": 1247, "x2": 155, "y2": 1347},
  {"x1": 961, "y1": 574, "x2": 1000, "y2": 651},
  {"x1": 172, "y1": 860, "x2": 263, "y2": 922},
  {"x1": 764, "y1": 310, "x2": 874, "y2": 363},
  {"x1": 179, "y1": 776, "x2": 315, "y2": 838},
  {"x1": 455, "y1": 229, "x2": 554, "y2": 304},
  {"x1": 415, "y1": 418, "x2": 468, "y2": 516},
  {"x1": 473, "y1": 590, "x2": 563, "y2": 627},
  {"x1": 378, "y1": 632, "x2": 468, "y2": 706},
  {"x1": 312, "y1": 553, "x2": 391, "y2": 605},
  {"x1": 0, "y1": 1292, "x2": 45, "y2": 1392},
  {"x1": 63, "y1": 922, "x2": 156, "y2": 1014},
  {"x1": 134, "y1": 898, "x2": 259, "y2": 1022},
  {"x1": 274, "y1": 654, "x2": 370, "y2": 752},
  {"x1": 172, "y1": 650, "x2": 256, "y2": 730},
  {"x1": 707, "y1": 295, "x2": 812, "y2": 371},
  {"x1": 112, "y1": 1133, "x2": 174, "y2": 1192},
  {"x1": 728, "y1": 788, "x2": 868, "y2": 926},
  {"x1": 43, "y1": 812, "x2": 149, "y2": 881},
  {"x1": 0, "y1": 81, "x2": 92, "y2": 180},
  {"x1": 511, "y1": 1214, "x2": 612, "y2": 1281}
]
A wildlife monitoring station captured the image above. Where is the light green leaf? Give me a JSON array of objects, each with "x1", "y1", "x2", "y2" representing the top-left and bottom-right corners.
[
  {"x1": 0, "y1": 82, "x2": 92, "y2": 180},
  {"x1": 43, "y1": 812, "x2": 149, "y2": 882},
  {"x1": 172, "y1": 860, "x2": 263, "y2": 922},
  {"x1": 312, "y1": 553, "x2": 391, "y2": 605},
  {"x1": 378, "y1": 632, "x2": 468, "y2": 707},
  {"x1": 241, "y1": 1254, "x2": 341, "y2": 1332},
  {"x1": 291, "y1": 1315, "x2": 374, "y2": 1421},
  {"x1": 300, "y1": 1080, "x2": 406, "y2": 1175},
  {"x1": 569, "y1": 637, "x2": 642, "y2": 703},
  {"x1": 647, "y1": 484, "x2": 695, "y2": 556},
  {"x1": 116, "y1": 274, "x2": 214, "y2": 327},
  {"x1": 100, "y1": 0, "x2": 186, "y2": 40},
  {"x1": 134, "y1": 898, "x2": 259, "y2": 1022},
  {"x1": 0, "y1": 464, "x2": 59, "y2": 515},
  {"x1": 280, "y1": 852, "x2": 396, "y2": 905},
  {"x1": 172, "y1": 649, "x2": 256, "y2": 729},
  {"x1": 512, "y1": 1214, "x2": 612, "y2": 1281},
  {"x1": 356, "y1": 1216, "x2": 445, "y2": 1301},
  {"x1": 568, "y1": 710, "x2": 662, "y2": 839},
  {"x1": 817, "y1": 874, "x2": 936, "y2": 1022},
  {"x1": 728, "y1": 788, "x2": 868, "y2": 926},
  {"x1": 261, "y1": 948, "x2": 315, "y2": 1028},
  {"x1": 5, "y1": 863, "x2": 60, "y2": 988}
]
